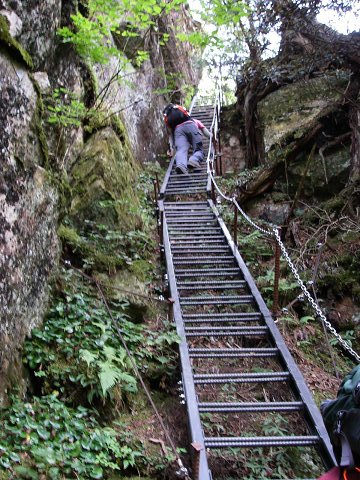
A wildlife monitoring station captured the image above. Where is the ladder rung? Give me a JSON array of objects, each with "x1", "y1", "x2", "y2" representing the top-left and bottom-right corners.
[
  {"x1": 199, "y1": 401, "x2": 303, "y2": 413},
  {"x1": 183, "y1": 313, "x2": 260, "y2": 320},
  {"x1": 194, "y1": 372, "x2": 290, "y2": 384},
  {"x1": 175, "y1": 269, "x2": 240, "y2": 277},
  {"x1": 180, "y1": 295, "x2": 253, "y2": 305},
  {"x1": 189, "y1": 347, "x2": 278, "y2": 358},
  {"x1": 204, "y1": 435, "x2": 319, "y2": 448},
  {"x1": 185, "y1": 328, "x2": 267, "y2": 338}
]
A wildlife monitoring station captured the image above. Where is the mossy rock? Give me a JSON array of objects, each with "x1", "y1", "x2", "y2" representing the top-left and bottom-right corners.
[
  {"x1": 58, "y1": 224, "x2": 124, "y2": 271},
  {"x1": 0, "y1": 14, "x2": 33, "y2": 68},
  {"x1": 70, "y1": 126, "x2": 141, "y2": 232},
  {"x1": 96, "y1": 270, "x2": 149, "y2": 322},
  {"x1": 285, "y1": 147, "x2": 350, "y2": 198},
  {"x1": 258, "y1": 73, "x2": 348, "y2": 153}
]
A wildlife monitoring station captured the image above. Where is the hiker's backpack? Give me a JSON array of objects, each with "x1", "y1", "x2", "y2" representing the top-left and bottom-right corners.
[
  {"x1": 321, "y1": 365, "x2": 360, "y2": 467},
  {"x1": 163, "y1": 104, "x2": 191, "y2": 129}
]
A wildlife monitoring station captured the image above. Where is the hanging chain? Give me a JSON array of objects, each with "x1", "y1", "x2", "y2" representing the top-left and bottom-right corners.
[
  {"x1": 273, "y1": 229, "x2": 360, "y2": 363},
  {"x1": 207, "y1": 85, "x2": 360, "y2": 363},
  {"x1": 232, "y1": 199, "x2": 274, "y2": 236}
]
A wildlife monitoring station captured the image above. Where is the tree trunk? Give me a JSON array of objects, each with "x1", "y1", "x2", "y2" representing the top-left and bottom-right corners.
[{"x1": 348, "y1": 72, "x2": 360, "y2": 184}]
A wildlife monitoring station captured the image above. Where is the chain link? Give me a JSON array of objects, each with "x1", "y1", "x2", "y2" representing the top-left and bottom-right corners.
[
  {"x1": 273, "y1": 229, "x2": 360, "y2": 363},
  {"x1": 232, "y1": 199, "x2": 274, "y2": 236}
]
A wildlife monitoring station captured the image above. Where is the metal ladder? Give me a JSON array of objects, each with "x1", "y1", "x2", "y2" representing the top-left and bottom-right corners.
[{"x1": 159, "y1": 105, "x2": 335, "y2": 479}]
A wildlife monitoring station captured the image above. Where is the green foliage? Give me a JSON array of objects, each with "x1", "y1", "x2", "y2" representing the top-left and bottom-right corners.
[
  {"x1": 45, "y1": 88, "x2": 87, "y2": 127},
  {"x1": 23, "y1": 269, "x2": 179, "y2": 404},
  {"x1": 0, "y1": 394, "x2": 143, "y2": 478},
  {"x1": 257, "y1": 268, "x2": 298, "y2": 296},
  {"x1": 238, "y1": 230, "x2": 273, "y2": 264},
  {"x1": 79, "y1": 219, "x2": 156, "y2": 270},
  {"x1": 57, "y1": 0, "x2": 186, "y2": 66},
  {"x1": 329, "y1": 329, "x2": 356, "y2": 348}
]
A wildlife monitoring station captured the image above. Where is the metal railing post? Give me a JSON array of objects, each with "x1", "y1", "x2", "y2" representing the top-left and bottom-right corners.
[
  {"x1": 211, "y1": 181, "x2": 216, "y2": 204},
  {"x1": 153, "y1": 179, "x2": 158, "y2": 202},
  {"x1": 159, "y1": 209, "x2": 164, "y2": 245},
  {"x1": 233, "y1": 203, "x2": 238, "y2": 246},
  {"x1": 168, "y1": 298, "x2": 174, "y2": 323},
  {"x1": 273, "y1": 227, "x2": 281, "y2": 317},
  {"x1": 155, "y1": 173, "x2": 160, "y2": 196},
  {"x1": 191, "y1": 442, "x2": 202, "y2": 480}
]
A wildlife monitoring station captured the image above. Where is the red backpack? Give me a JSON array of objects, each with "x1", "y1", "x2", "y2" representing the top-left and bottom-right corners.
[{"x1": 163, "y1": 104, "x2": 191, "y2": 129}]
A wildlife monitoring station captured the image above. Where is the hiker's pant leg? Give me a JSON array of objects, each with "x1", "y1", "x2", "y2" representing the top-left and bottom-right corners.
[
  {"x1": 174, "y1": 124, "x2": 190, "y2": 170},
  {"x1": 188, "y1": 123, "x2": 204, "y2": 163}
]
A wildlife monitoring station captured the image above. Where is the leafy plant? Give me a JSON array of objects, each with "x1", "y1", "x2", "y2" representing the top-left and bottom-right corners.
[
  {"x1": 0, "y1": 394, "x2": 143, "y2": 478},
  {"x1": 57, "y1": 0, "x2": 185, "y2": 66},
  {"x1": 45, "y1": 87, "x2": 87, "y2": 127},
  {"x1": 23, "y1": 269, "x2": 179, "y2": 404},
  {"x1": 238, "y1": 230, "x2": 273, "y2": 263},
  {"x1": 257, "y1": 267, "x2": 299, "y2": 304}
]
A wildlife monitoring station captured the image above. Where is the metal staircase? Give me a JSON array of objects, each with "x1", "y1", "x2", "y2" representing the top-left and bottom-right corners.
[{"x1": 158, "y1": 103, "x2": 335, "y2": 479}]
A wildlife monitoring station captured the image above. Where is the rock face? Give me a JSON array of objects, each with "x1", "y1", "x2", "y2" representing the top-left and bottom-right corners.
[
  {"x1": 257, "y1": 72, "x2": 351, "y2": 199},
  {"x1": 0, "y1": 2, "x2": 200, "y2": 403}
]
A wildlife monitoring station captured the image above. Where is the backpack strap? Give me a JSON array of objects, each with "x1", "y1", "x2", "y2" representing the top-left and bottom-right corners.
[
  {"x1": 336, "y1": 411, "x2": 355, "y2": 467},
  {"x1": 175, "y1": 105, "x2": 190, "y2": 117},
  {"x1": 343, "y1": 466, "x2": 360, "y2": 480},
  {"x1": 339, "y1": 433, "x2": 355, "y2": 467}
]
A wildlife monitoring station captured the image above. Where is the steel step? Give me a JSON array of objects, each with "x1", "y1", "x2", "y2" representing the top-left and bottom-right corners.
[
  {"x1": 168, "y1": 221, "x2": 218, "y2": 227},
  {"x1": 178, "y1": 284, "x2": 246, "y2": 292},
  {"x1": 172, "y1": 247, "x2": 230, "y2": 254},
  {"x1": 166, "y1": 212, "x2": 216, "y2": 222},
  {"x1": 177, "y1": 280, "x2": 245, "y2": 289},
  {"x1": 175, "y1": 269, "x2": 241, "y2": 277},
  {"x1": 180, "y1": 295, "x2": 253, "y2": 305},
  {"x1": 189, "y1": 347, "x2": 278, "y2": 358},
  {"x1": 198, "y1": 401, "x2": 304, "y2": 413},
  {"x1": 169, "y1": 235, "x2": 225, "y2": 241},
  {"x1": 194, "y1": 371, "x2": 290, "y2": 385},
  {"x1": 168, "y1": 226, "x2": 222, "y2": 231},
  {"x1": 185, "y1": 327, "x2": 267, "y2": 338},
  {"x1": 174, "y1": 259, "x2": 235, "y2": 266},
  {"x1": 183, "y1": 312, "x2": 260, "y2": 319},
  {"x1": 204, "y1": 435, "x2": 319, "y2": 448}
]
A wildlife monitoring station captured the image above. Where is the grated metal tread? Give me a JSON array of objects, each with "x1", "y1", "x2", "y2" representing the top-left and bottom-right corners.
[
  {"x1": 205, "y1": 435, "x2": 320, "y2": 448},
  {"x1": 189, "y1": 347, "x2": 278, "y2": 358},
  {"x1": 198, "y1": 401, "x2": 304, "y2": 413}
]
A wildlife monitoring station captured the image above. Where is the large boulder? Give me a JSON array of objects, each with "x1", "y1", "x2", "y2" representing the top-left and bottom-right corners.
[
  {"x1": 258, "y1": 72, "x2": 351, "y2": 198},
  {"x1": 258, "y1": 73, "x2": 348, "y2": 153},
  {"x1": 69, "y1": 126, "x2": 142, "y2": 231},
  {"x1": 0, "y1": 0, "x2": 62, "y2": 70}
]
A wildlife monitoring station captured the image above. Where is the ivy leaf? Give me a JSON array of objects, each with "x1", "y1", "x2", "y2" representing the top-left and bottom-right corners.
[
  {"x1": 14, "y1": 466, "x2": 39, "y2": 479},
  {"x1": 89, "y1": 466, "x2": 103, "y2": 479}
]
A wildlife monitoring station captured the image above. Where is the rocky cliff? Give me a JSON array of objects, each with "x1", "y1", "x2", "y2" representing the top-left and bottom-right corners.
[{"x1": 0, "y1": 0, "x2": 201, "y2": 404}]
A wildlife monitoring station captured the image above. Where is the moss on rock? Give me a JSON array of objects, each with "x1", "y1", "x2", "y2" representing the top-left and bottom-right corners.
[
  {"x1": 259, "y1": 73, "x2": 348, "y2": 153},
  {"x1": 70, "y1": 125, "x2": 141, "y2": 232},
  {"x1": 96, "y1": 270, "x2": 149, "y2": 322},
  {"x1": 58, "y1": 224, "x2": 124, "y2": 271},
  {"x1": 0, "y1": 14, "x2": 33, "y2": 69}
]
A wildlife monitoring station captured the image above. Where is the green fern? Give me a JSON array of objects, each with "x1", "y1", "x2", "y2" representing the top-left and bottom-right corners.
[
  {"x1": 99, "y1": 362, "x2": 120, "y2": 396},
  {"x1": 80, "y1": 349, "x2": 98, "y2": 367}
]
